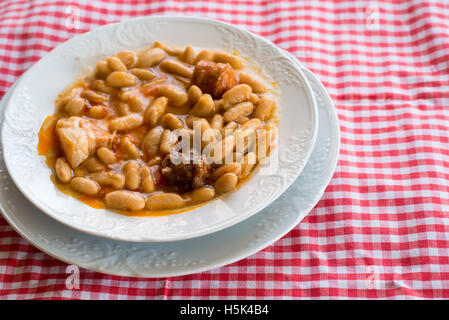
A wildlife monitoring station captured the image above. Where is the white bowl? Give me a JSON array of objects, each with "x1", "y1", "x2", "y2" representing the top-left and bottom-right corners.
[{"x1": 1, "y1": 16, "x2": 318, "y2": 242}]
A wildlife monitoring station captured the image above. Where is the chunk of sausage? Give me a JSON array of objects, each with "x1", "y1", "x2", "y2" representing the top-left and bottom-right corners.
[
  {"x1": 160, "y1": 151, "x2": 212, "y2": 191},
  {"x1": 191, "y1": 60, "x2": 237, "y2": 99}
]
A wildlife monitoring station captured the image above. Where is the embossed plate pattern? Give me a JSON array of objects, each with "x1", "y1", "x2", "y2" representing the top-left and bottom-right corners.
[
  {"x1": 0, "y1": 54, "x2": 339, "y2": 277},
  {"x1": 1, "y1": 16, "x2": 318, "y2": 242}
]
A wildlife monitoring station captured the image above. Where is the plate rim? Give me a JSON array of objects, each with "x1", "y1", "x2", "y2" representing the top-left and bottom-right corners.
[{"x1": 0, "y1": 15, "x2": 319, "y2": 242}]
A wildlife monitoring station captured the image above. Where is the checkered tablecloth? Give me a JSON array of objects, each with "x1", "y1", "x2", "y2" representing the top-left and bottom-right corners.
[{"x1": 1, "y1": 0, "x2": 449, "y2": 300}]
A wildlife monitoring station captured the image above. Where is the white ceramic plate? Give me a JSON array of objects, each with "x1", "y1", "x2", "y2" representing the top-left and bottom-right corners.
[
  {"x1": 1, "y1": 16, "x2": 318, "y2": 242},
  {"x1": 0, "y1": 58, "x2": 339, "y2": 277}
]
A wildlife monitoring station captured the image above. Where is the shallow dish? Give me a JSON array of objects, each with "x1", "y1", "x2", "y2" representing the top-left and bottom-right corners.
[{"x1": 1, "y1": 16, "x2": 318, "y2": 242}]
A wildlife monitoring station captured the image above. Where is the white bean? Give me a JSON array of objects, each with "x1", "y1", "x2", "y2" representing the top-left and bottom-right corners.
[
  {"x1": 84, "y1": 157, "x2": 106, "y2": 173},
  {"x1": 193, "y1": 49, "x2": 213, "y2": 64},
  {"x1": 161, "y1": 113, "x2": 184, "y2": 130},
  {"x1": 160, "y1": 59, "x2": 193, "y2": 78},
  {"x1": 212, "y1": 163, "x2": 241, "y2": 180},
  {"x1": 89, "y1": 172, "x2": 125, "y2": 189},
  {"x1": 144, "y1": 97, "x2": 168, "y2": 126},
  {"x1": 95, "y1": 60, "x2": 111, "y2": 79},
  {"x1": 223, "y1": 101, "x2": 254, "y2": 122},
  {"x1": 213, "y1": 51, "x2": 244, "y2": 69},
  {"x1": 109, "y1": 113, "x2": 144, "y2": 131},
  {"x1": 154, "y1": 42, "x2": 183, "y2": 56},
  {"x1": 81, "y1": 90, "x2": 108, "y2": 104},
  {"x1": 65, "y1": 98, "x2": 85, "y2": 116},
  {"x1": 238, "y1": 72, "x2": 267, "y2": 93},
  {"x1": 146, "y1": 193, "x2": 185, "y2": 210},
  {"x1": 137, "y1": 47, "x2": 166, "y2": 67},
  {"x1": 96, "y1": 147, "x2": 117, "y2": 165},
  {"x1": 123, "y1": 161, "x2": 141, "y2": 190},
  {"x1": 236, "y1": 115, "x2": 249, "y2": 124},
  {"x1": 240, "y1": 152, "x2": 257, "y2": 179},
  {"x1": 129, "y1": 68, "x2": 155, "y2": 81},
  {"x1": 210, "y1": 114, "x2": 224, "y2": 130},
  {"x1": 222, "y1": 121, "x2": 238, "y2": 137},
  {"x1": 255, "y1": 96, "x2": 276, "y2": 120},
  {"x1": 55, "y1": 158, "x2": 72, "y2": 182},
  {"x1": 182, "y1": 45, "x2": 195, "y2": 64},
  {"x1": 119, "y1": 137, "x2": 141, "y2": 159},
  {"x1": 210, "y1": 135, "x2": 235, "y2": 163},
  {"x1": 241, "y1": 118, "x2": 262, "y2": 132},
  {"x1": 222, "y1": 84, "x2": 252, "y2": 108},
  {"x1": 141, "y1": 166, "x2": 155, "y2": 193},
  {"x1": 106, "y1": 71, "x2": 138, "y2": 88},
  {"x1": 128, "y1": 96, "x2": 144, "y2": 112},
  {"x1": 160, "y1": 129, "x2": 178, "y2": 154},
  {"x1": 92, "y1": 79, "x2": 114, "y2": 94},
  {"x1": 191, "y1": 187, "x2": 215, "y2": 202},
  {"x1": 88, "y1": 106, "x2": 107, "y2": 119},
  {"x1": 249, "y1": 93, "x2": 260, "y2": 105},
  {"x1": 188, "y1": 85, "x2": 202, "y2": 105},
  {"x1": 141, "y1": 126, "x2": 163, "y2": 157},
  {"x1": 115, "y1": 101, "x2": 130, "y2": 116},
  {"x1": 105, "y1": 191, "x2": 145, "y2": 211},
  {"x1": 73, "y1": 166, "x2": 89, "y2": 178},
  {"x1": 116, "y1": 50, "x2": 137, "y2": 68},
  {"x1": 214, "y1": 172, "x2": 238, "y2": 193},
  {"x1": 190, "y1": 94, "x2": 214, "y2": 117},
  {"x1": 70, "y1": 177, "x2": 100, "y2": 195},
  {"x1": 157, "y1": 85, "x2": 188, "y2": 107},
  {"x1": 107, "y1": 56, "x2": 127, "y2": 72}
]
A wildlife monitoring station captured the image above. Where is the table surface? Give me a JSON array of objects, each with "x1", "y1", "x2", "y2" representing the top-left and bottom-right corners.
[{"x1": 1, "y1": 0, "x2": 448, "y2": 300}]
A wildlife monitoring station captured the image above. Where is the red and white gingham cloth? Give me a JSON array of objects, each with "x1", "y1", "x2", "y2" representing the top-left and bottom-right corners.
[{"x1": 1, "y1": 0, "x2": 449, "y2": 300}]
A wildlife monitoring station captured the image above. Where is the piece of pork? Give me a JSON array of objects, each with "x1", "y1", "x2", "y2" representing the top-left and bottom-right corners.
[
  {"x1": 191, "y1": 60, "x2": 237, "y2": 99},
  {"x1": 160, "y1": 151, "x2": 212, "y2": 191},
  {"x1": 56, "y1": 116, "x2": 112, "y2": 168}
]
